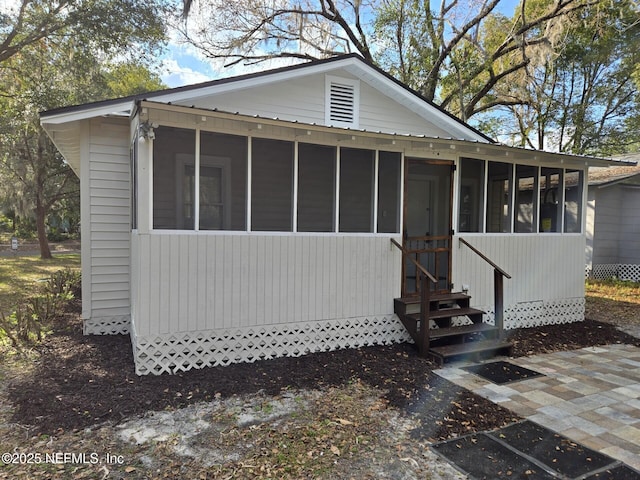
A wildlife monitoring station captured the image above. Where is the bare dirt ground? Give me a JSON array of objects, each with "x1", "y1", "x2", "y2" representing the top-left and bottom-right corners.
[{"x1": 0, "y1": 292, "x2": 638, "y2": 479}]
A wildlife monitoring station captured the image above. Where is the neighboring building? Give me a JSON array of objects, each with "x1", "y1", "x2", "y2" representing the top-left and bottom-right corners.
[
  {"x1": 40, "y1": 55, "x2": 628, "y2": 374},
  {"x1": 587, "y1": 156, "x2": 640, "y2": 281}
]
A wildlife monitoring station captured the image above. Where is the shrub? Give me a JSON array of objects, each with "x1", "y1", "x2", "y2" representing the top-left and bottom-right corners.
[
  {"x1": 44, "y1": 268, "x2": 81, "y2": 300},
  {"x1": 0, "y1": 268, "x2": 81, "y2": 351}
]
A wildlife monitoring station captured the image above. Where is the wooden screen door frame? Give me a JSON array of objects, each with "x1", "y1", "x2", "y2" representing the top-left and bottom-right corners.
[{"x1": 402, "y1": 158, "x2": 454, "y2": 297}]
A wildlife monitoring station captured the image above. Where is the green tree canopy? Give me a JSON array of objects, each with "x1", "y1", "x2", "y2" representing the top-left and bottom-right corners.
[
  {"x1": 0, "y1": 0, "x2": 171, "y2": 258},
  {"x1": 485, "y1": 0, "x2": 640, "y2": 154}
]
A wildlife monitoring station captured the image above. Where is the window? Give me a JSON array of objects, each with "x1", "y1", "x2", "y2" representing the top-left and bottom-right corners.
[
  {"x1": 339, "y1": 148, "x2": 374, "y2": 232},
  {"x1": 539, "y1": 168, "x2": 563, "y2": 233},
  {"x1": 377, "y1": 152, "x2": 401, "y2": 233},
  {"x1": 514, "y1": 165, "x2": 538, "y2": 233},
  {"x1": 297, "y1": 143, "x2": 336, "y2": 232},
  {"x1": 153, "y1": 126, "x2": 196, "y2": 229},
  {"x1": 251, "y1": 138, "x2": 294, "y2": 231},
  {"x1": 486, "y1": 161, "x2": 512, "y2": 233},
  {"x1": 459, "y1": 158, "x2": 485, "y2": 232},
  {"x1": 564, "y1": 170, "x2": 583, "y2": 233}
]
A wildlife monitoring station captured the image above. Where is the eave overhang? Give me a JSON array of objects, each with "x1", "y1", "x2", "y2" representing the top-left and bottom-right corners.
[{"x1": 137, "y1": 100, "x2": 629, "y2": 170}]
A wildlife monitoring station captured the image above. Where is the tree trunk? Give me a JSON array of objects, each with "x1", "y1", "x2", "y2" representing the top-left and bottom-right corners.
[{"x1": 35, "y1": 204, "x2": 52, "y2": 259}]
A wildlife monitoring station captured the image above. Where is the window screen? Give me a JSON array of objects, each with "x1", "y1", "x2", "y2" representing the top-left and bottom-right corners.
[
  {"x1": 486, "y1": 161, "x2": 513, "y2": 233},
  {"x1": 297, "y1": 143, "x2": 336, "y2": 232},
  {"x1": 377, "y1": 151, "x2": 401, "y2": 233},
  {"x1": 251, "y1": 138, "x2": 294, "y2": 231},
  {"x1": 539, "y1": 167, "x2": 563, "y2": 233},
  {"x1": 339, "y1": 148, "x2": 374, "y2": 232},
  {"x1": 514, "y1": 165, "x2": 538, "y2": 233},
  {"x1": 153, "y1": 126, "x2": 196, "y2": 230},
  {"x1": 564, "y1": 170, "x2": 584, "y2": 233},
  {"x1": 459, "y1": 158, "x2": 485, "y2": 232},
  {"x1": 200, "y1": 131, "x2": 247, "y2": 231}
]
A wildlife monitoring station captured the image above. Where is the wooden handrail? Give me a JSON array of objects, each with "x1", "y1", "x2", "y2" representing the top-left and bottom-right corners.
[
  {"x1": 459, "y1": 237, "x2": 510, "y2": 341},
  {"x1": 458, "y1": 237, "x2": 511, "y2": 279},
  {"x1": 390, "y1": 238, "x2": 438, "y2": 284}
]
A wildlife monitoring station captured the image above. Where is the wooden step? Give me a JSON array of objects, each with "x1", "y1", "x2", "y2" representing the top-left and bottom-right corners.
[
  {"x1": 429, "y1": 323, "x2": 498, "y2": 341},
  {"x1": 395, "y1": 292, "x2": 471, "y2": 305},
  {"x1": 406, "y1": 307, "x2": 485, "y2": 322},
  {"x1": 429, "y1": 339, "x2": 513, "y2": 365},
  {"x1": 394, "y1": 293, "x2": 471, "y2": 315}
]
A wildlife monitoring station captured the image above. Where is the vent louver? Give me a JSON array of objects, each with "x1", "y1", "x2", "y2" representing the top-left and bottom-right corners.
[
  {"x1": 329, "y1": 82, "x2": 356, "y2": 124},
  {"x1": 325, "y1": 76, "x2": 359, "y2": 128}
]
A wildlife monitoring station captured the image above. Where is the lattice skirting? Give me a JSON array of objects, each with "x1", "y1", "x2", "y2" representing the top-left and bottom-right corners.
[
  {"x1": 84, "y1": 315, "x2": 131, "y2": 335},
  {"x1": 587, "y1": 264, "x2": 640, "y2": 282},
  {"x1": 477, "y1": 297, "x2": 585, "y2": 330},
  {"x1": 132, "y1": 315, "x2": 413, "y2": 375}
]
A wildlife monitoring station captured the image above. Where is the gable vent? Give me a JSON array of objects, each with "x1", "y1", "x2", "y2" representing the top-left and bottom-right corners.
[
  {"x1": 330, "y1": 82, "x2": 355, "y2": 123},
  {"x1": 325, "y1": 76, "x2": 360, "y2": 128}
]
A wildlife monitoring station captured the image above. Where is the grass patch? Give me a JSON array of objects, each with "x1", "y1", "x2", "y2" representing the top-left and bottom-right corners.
[
  {"x1": 585, "y1": 278, "x2": 640, "y2": 325},
  {"x1": 0, "y1": 254, "x2": 80, "y2": 314},
  {"x1": 586, "y1": 278, "x2": 640, "y2": 303}
]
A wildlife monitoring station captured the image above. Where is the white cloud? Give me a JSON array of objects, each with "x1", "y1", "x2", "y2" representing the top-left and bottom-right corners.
[{"x1": 159, "y1": 57, "x2": 213, "y2": 88}]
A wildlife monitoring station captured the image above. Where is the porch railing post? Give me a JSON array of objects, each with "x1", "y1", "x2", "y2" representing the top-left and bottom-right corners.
[
  {"x1": 419, "y1": 274, "x2": 431, "y2": 357},
  {"x1": 494, "y1": 268, "x2": 504, "y2": 340},
  {"x1": 459, "y1": 237, "x2": 510, "y2": 341}
]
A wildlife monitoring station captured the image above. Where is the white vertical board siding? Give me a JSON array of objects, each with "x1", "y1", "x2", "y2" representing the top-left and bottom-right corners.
[
  {"x1": 452, "y1": 235, "x2": 585, "y2": 310},
  {"x1": 88, "y1": 118, "x2": 131, "y2": 319},
  {"x1": 133, "y1": 233, "x2": 401, "y2": 336}
]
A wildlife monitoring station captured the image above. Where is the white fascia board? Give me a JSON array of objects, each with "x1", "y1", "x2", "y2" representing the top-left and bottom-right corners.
[{"x1": 40, "y1": 101, "x2": 134, "y2": 125}]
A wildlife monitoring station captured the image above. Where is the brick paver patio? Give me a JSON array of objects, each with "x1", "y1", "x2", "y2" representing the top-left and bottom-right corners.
[{"x1": 436, "y1": 344, "x2": 640, "y2": 471}]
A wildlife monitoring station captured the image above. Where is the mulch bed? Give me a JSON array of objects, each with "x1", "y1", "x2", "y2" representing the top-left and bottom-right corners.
[{"x1": 6, "y1": 302, "x2": 640, "y2": 442}]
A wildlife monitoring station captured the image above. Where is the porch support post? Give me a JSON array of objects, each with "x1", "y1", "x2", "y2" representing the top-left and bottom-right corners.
[
  {"x1": 137, "y1": 131, "x2": 152, "y2": 234},
  {"x1": 494, "y1": 269, "x2": 504, "y2": 340}
]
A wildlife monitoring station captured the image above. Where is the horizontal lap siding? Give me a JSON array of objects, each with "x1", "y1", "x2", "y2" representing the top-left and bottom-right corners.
[
  {"x1": 453, "y1": 235, "x2": 585, "y2": 308},
  {"x1": 358, "y1": 82, "x2": 452, "y2": 137},
  {"x1": 89, "y1": 119, "x2": 131, "y2": 317},
  {"x1": 133, "y1": 234, "x2": 401, "y2": 337},
  {"x1": 208, "y1": 76, "x2": 325, "y2": 125},
  {"x1": 592, "y1": 188, "x2": 622, "y2": 264},
  {"x1": 170, "y1": 67, "x2": 464, "y2": 137},
  {"x1": 618, "y1": 186, "x2": 640, "y2": 264}
]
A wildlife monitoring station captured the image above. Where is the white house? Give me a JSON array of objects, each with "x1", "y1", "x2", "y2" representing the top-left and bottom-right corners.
[
  {"x1": 40, "y1": 55, "x2": 629, "y2": 375},
  {"x1": 586, "y1": 156, "x2": 640, "y2": 281}
]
